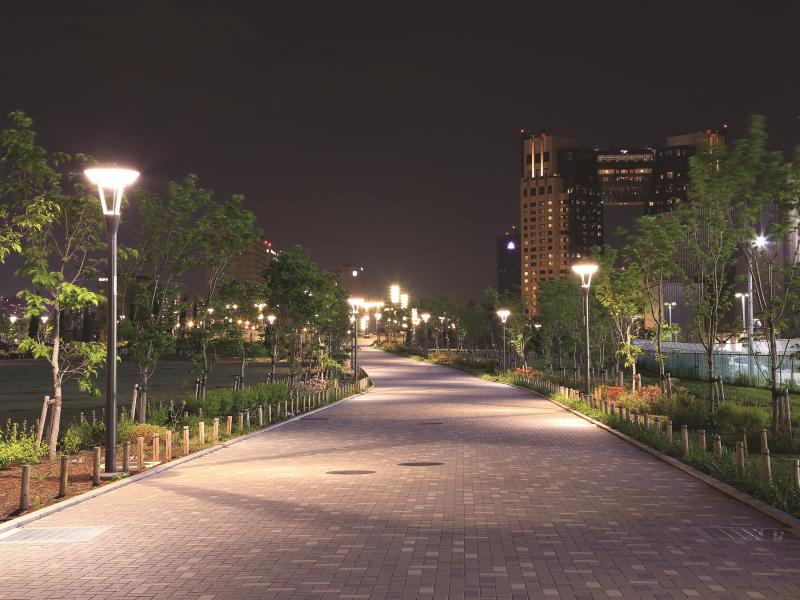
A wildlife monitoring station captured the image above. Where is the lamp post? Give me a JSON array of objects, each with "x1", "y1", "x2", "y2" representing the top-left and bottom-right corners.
[
  {"x1": 421, "y1": 313, "x2": 430, "y2": 354},
  {"x1": 374, "y1": 312, "x2": 382, "y2": 342},
  {"x1": 496, "y1": 309, "x2": 510, "y2": 372},
  {"x1": 664, "y1": 301, "x2": 676, "y2": 342},
  {"x1": 571, "y1": 262, "x2": 599, "y2": 395},
  {"x1": 85, "y1": 166, "x2": 139, "y2": 473},
  {"x1": 746, "y1": 235, "x2": 767, "y2": 384},
  {"x1": 348, "y1": 297, "x2": 364, "y2": 377},
  {"x1": 734, "y1": 293, "x2": 748, "y2": 331}
]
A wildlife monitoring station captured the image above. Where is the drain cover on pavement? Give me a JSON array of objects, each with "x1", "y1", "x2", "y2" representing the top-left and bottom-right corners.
[
  {"x1": 326, "y1": 469, "x2": 376, "y2": 475},
  {"x1": 696, "y1": 527, "x2": 788, "y2": 542},
  {"x1": 0, "y1": 527, "x2": 105, "y2": 543},
  {"x1": 398, "y1": 462, "x2": 444, "y2": 467}
]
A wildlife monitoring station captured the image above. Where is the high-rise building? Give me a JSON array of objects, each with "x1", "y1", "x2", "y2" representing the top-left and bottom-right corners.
[
  {"x1": 496, "y1": 226, "x2": 520, "y2": 295},
  {"x1": 229, "y1": 239, "x2": 278, "y2": 283},
  {"x1": 519, "y1": 132, "x2": 602, "y2": 308}
]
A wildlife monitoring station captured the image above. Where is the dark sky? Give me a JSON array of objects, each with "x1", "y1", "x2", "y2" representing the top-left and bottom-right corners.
[{"x1": 1, "y1": 2, "x2": 799, "y2": 301}]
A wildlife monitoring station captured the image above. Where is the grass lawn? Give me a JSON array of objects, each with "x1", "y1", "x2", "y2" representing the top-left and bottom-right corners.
[{"x1": 0, "y1": 358, "x2": 290, "y2": 426}]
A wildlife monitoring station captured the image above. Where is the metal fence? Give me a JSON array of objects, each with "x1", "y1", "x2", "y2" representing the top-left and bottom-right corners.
[{"x1": 636, "y1": 350, "x2": 800, "y2": 389}]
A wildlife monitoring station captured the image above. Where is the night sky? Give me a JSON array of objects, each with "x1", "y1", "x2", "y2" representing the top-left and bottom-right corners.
[{"x1": 1, "y1": 2, "x2": 798, "y2": 301}]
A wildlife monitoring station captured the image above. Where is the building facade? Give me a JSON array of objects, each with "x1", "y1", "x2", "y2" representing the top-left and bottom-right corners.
[{"x1": 229, "y1": 239, "x2": 279, "y2": 283}]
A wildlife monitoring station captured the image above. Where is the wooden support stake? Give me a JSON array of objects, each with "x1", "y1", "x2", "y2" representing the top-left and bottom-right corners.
[
  {"x1": 760, "y1": 429, "x2": 768, "y2": 453},
  {"x1": 258, "y1": 405, "x2": 263, "y2": 426},
  {"x1": 268, "y1": 404, "x2": 272, "y2": 424},
  {"x1": 19, "y1": 465, "x2": 31, "y2": 511},
  {"x1": 666, "y1": 420, "x2": 673, "y2": 443},
  {"x1": 58, "y1": 455, "x2": 69, "y2": 498},
  {"x1": 165, "y1": 430, "x2": 172, "y2": 461},
  {"x1": 122, "y1": 441, "x2": 130, "y2": 473},
  {"x1": 137, "y1": 436, "x2": 144, "y2": 471},
  {"x1": 36, "y1": 395, "x2": 50, "y2": 445},
  {"x1": 182, "y1": 426, "x2": 190, "y2": 455},
  {"x1": 237, "y1": 412, "x2": 244, "y2": 431},
  {"x1": 152, "y1": 434, "x2": 160, "y2": 463},
  {"x1": 735, "y1": 442, "x2": 745, "y2": 477},
  {"x1": 213, "y1": 418, "x2": 219, "y2": 442},
  {"x1": 680, "y1": 425, "x2": 689, "y2": 455},
  {"x1": 713, "y1": 434, "x2": 722, "y2": 458},
  {"x1": 742, "y1": 431, "x2": 749, "y2": 458},
  {"x1": 226, "y1": 415, "x2": 233, "y2": 435},
  {"x1": 198, "y1": 421, "x2": 205, "y2": 445},
  {"x1": 761, "y1": 448, "x2": 772, "y2": 482},
  {"x1": 698, "y1": 429, "x2": 706, "y2": 453},
  {"x1": 791, "y1": 459, "x2": 800, "y2": 492}
]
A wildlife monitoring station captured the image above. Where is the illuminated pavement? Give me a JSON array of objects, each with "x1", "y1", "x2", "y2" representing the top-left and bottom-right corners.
[{"x1": 1, "y1": 348, "x2": 800, "y2": 599}]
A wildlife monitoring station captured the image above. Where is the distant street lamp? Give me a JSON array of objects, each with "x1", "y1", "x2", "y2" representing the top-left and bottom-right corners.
[
  {"x1": 85, "y1": 165, "x2": 139, "y2": 473},
  {"x1": 571, "y1": 262, "x2": 599, "y2": 395},
  {"x1": 664, "y1": 301, "x2": 677, "y2": 342},
  {"x1": 496, "y1": 309, "x2": 510, "y2": 372},
  {"x1": 348, "y1": 297, "x2": 364, "y2": 376},
  {"x1": 374, "y1": 312, "x2": 382, "y2": 342},
  {"x1": 266, "y1": 314, "x2": 276, "y2": 326},
  {"x1": 421, "y1": 313, "x2": 430, "y2": 353}
]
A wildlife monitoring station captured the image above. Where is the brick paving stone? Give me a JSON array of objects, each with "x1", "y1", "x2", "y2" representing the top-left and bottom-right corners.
[{"x1": 1, "y1": 349, "x2": 799, "y2": 599}]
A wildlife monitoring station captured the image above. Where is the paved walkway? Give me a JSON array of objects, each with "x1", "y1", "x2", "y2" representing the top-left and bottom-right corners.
[{"x1": 1, "y1": 349, "x2": 799, "y2": 599}]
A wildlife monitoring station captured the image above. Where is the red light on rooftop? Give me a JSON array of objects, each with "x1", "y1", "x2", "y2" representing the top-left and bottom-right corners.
[{"x1": 263, "y1": 239, "x2": 272, "y2": 248}]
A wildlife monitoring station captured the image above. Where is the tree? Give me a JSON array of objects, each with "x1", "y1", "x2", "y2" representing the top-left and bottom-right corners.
[
  {"x1": 2, "y1": 112, "x2": 105, "y2": 457},
  {"x1": 681, "y1": 117, "x2": 769, "y2": 412},
  {"x1": 217, "y1": 278, "x2": 267, "y2": 386},
  {"x1": 192, "y1": 189, "x2": 259, "y2": 395},
  {"x1": 535, "y1": 277, "x2": 582, "y2": 374},
  {"x1": 592, "y1": 248, "x2": 645, "y2": 380},
  {"x1": 119, "y1": 176, "x2": 215, "y2": 421},
  {"x1": 624, "y1": 214, "x2": 684, "y2": 388},
  {"x1": 733, "y1": 116, "x2": 800, "y2": 441}
]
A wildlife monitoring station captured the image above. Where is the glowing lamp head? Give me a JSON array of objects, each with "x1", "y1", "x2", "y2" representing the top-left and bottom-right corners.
[
  {"x1": 753, "y1": 235, "x2": 768, "y2": 249},
  {"x1": 266, "y1": 314, "x2": 276, "y2": 325},
  {"x1": 496, "y1": 309, "x2": 510, "y2": 323},
  {"x1": 374, "y1": 312, "x2": 382, "y2": 321},
  {"x1": 400, "y1": 293, "x2": 409, "y2": 309},
  {"x1": 84, "y1": 167, "x2": 139, "y2": 215},
  {"x1": 390, "y1": 285, "x2": 401, "y2": 304},
  {"x1": 257, "y1": 313, "x2": 264, "y2": 321},
  {"x1": 506, "y1": 241, "x2": 515, "y2": 250},
  {"x1": 571, "y1": 262, "x2": 599, "y2": 287},
  {"x1": 9, "y1": 316, "x2": 17, "y2": 324},
  {"x1": 348, "y1": 297, "x2": 365, "y2": 310},
  {"x1": 40, "y1": 315, "x2": 49, "y2": 324},
  {"x1": 421, "y1": 312, "x2": 430, "y2": 323}
]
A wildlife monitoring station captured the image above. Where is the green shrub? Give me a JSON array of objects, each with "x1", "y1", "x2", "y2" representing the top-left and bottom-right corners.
[
  {"x1": 714, "y1": 401, "x2": 770, "y2": 433},
  {"x1": 117, "y1": 419, "x2": 169, "y2": 443},
  {"x1": 653, "y1": 389, "x2": 708, "y2": 429},
  {"x1": 60, "y1": 420, "x2": 104, "y2": 454},
  {"x1": 184, "y1": 383, "x2": 290, "y2": 417},
  {"x1": 0, "y1": 420, "x2": 48, "y2": 468}
]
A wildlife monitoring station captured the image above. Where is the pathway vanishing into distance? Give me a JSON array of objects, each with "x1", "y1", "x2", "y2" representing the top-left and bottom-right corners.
[{"x1": 1, "y1": 348, "x2": 800, "y2": 599}]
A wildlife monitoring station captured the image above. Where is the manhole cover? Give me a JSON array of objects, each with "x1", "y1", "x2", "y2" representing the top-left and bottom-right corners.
[
  {"x1": 420, "y1": 422, "x2": 443, "y2": 425},
  {"x1": 696, "y1": 527, "x2": 788, "y2": 542},
  {"x1": 398, "y1": 462, "x2": 444, "y2": 467},
  {"x1": 326, "y1": 470, "x2": 376, "y2": 475},
  {"x1": 0, "y1": 527, "x2": 105, "y2": 543},
  {"x1": 301, "y1": 417, "x2": 330, "y2": 421}
]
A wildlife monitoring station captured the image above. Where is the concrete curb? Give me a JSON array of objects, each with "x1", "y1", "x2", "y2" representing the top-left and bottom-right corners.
[
  {"x1": 0, "y1": 385, "x2": 372, "y2": 535},
  {"x1": 502, "y1": 381, "x2": 800, "y2": 537}
]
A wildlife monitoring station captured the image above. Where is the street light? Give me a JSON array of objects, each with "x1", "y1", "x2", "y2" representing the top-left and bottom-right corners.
[
  {"x1": 664, "y1": 301, "x2": 677, "y2": 342},
  {"x1": 496, "y1": 309, "x2": 510, "y2": 372},
  {"x1": 266, "y1": 314, "x2": 276, "y2": 326},
  {"x1": 572, "y1": 262, "x2": 599, "y2": 395},
  {"x1": 390, "y1": 285, "x2": 401, "y2": 304},
  {"x1": 734, "y1": 293, "x2": 749, "y2": 331},
  {"x1": 348, "y1": 297, "x2": 364, "y2": 375},
  {"x1": 85, "y1": 165, "x2": 139, "y2": 474},
  {"x1": 400, "y1": 293, "x2": 409, "y2": 309},
  {"x1": 421, "y1": 312, "x2": 430, "y2": 353}
]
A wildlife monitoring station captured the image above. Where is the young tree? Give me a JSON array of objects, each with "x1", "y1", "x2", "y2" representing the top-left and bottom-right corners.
[
  {"x1": 535, "y1": 277, "x2": 582, "y2": 374},
  {"x1": 734, "y1": 117, "x2": 800, "y2": 440},
  {"x1": 592, "y1": 248, "x2": 645, "y2": 380},
  {"x1": 681, "y1": 117, "x2": 774, "y2": 412},
  {"x1": 2, "y1": 112, "x2": 105, "y2": 456},
  {"x1": 193, "y1": 191, "x2": 258, "y2": 395},
  {"x1": 119, "y1": 176, "x2": 218, "y2": 420},
  {"x1": 624, "y1": 215, "x2": 684, "y2": 388}
]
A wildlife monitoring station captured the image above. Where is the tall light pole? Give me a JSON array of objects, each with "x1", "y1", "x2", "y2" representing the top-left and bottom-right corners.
[
  {"x1": 747, "y1": 235, "x2": 768, "y2": 384},
  {"x1": 85, "y1": 166, "x2": 139, "y2": 473},
  {"x1": 572, "y1": 262, "x2": 599, "y2": 395},
  {"x1": 734, "y1": 293, "x2": 748, "y2": 331},
  {"x1": 421, "y1": 312, "x2": 430, "y2": 354},
  {"x1": 496, "y1": 309, "x2": 510, "y2": 372},
  {"x1": 664, "y1": 301, "x2": 676, "y2": 342},
  {"x1": 348, "y1": 297, "x2": 364, "y2": 377}
]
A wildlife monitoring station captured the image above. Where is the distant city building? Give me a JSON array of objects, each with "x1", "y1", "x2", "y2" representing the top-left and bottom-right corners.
[
  {"x1": 496, "y1": 226, "x2": 520, "y2": 295},
  {"x1": 518, "y1": 128, "x2": 726, "y2": 310},
  {"x1": 338, "y1": 265, "x2": 367, "y2": 297},
  {"x1": 519, "y1": 133, "x2": 602, "y2": 308},
  {"x1": 229, "y1": 239, "x2": 279, "y2": 283}
]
